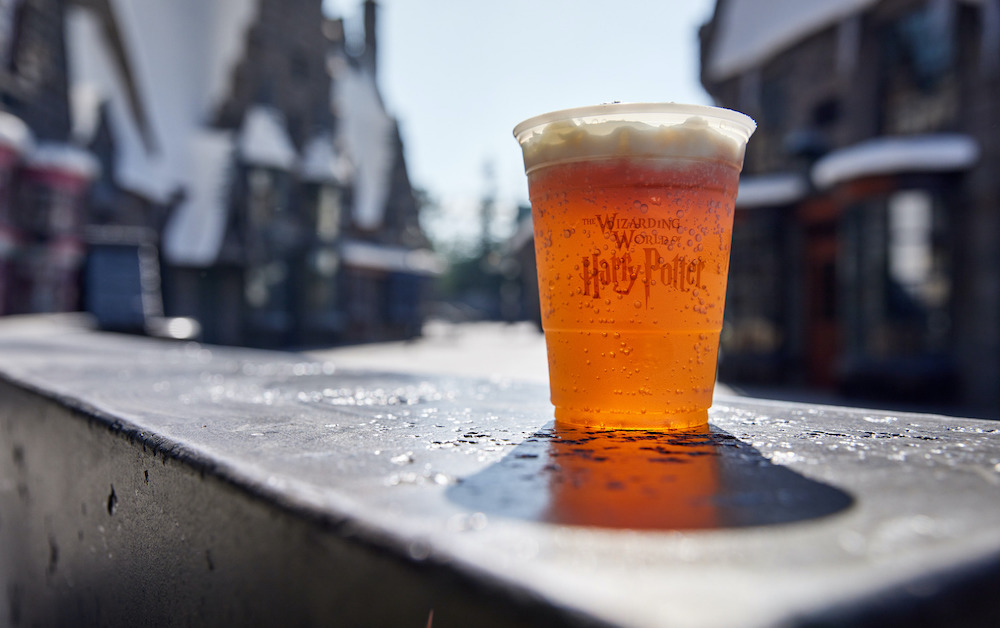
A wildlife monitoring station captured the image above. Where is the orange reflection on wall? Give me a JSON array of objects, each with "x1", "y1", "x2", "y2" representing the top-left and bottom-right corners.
[{"x1": 544, "y1": 425, "x2": 721, "y2": 530}]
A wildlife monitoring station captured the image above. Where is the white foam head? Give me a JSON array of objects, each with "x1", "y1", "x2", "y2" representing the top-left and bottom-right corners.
[{"x1": 514, "y1": 102, "x2": 756, "y2": 174}]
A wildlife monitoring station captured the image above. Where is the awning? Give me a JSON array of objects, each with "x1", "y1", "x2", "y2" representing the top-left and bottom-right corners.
[
  {"x1": 26, "y1": 142, "x2": 100, "y2": 180},
  {"x1": 341, "y1": 239, "x2": 443, "y2": 276},
  {"x1": 736, "y1": 172, "x2": 808, "y2": 208},
  {"x1": 0, "y1": 110, "x2": 31, "y2": 154},
  {"x1": 812, "y1": 134, "x2": 979, "y2": 189}
]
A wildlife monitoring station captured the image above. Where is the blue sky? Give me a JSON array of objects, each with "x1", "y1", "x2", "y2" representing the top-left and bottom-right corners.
[{"x1": 323, "y1": 0, "x2": 717, "y2": 248}]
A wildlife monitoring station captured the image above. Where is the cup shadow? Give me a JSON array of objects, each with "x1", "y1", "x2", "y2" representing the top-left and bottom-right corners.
[{"x1": 447, "y1": 423, "x2": 853, "y2": 530}]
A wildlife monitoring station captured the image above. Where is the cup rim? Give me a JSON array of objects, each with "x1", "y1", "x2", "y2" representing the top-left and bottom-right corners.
[{"x1": 513, "y1": 102, "x2": 756, "y2": 142}]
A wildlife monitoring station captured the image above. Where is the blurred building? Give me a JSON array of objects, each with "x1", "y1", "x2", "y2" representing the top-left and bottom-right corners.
[
  {"x1": 0, "y1": 0, "x2": 436, "y2": 347},
  {"x1": 701, "y1": 0, "x2": 1000, "y2": 414},
  {"x1": 0, "y1": 0, "x2": 99, "y2": 317},
  {"x1": 501, "y1": 204, "x2": 540, "y2": 327}
]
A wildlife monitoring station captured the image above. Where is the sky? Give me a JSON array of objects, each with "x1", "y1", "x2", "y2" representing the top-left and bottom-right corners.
[{"x1": 323, "y1": 0, "x2": 718, "y2": 250}]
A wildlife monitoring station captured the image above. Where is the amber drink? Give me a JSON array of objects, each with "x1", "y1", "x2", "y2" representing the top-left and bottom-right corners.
[{"x1": 514, "y1": 103, "x2": 755, "y2": 429}]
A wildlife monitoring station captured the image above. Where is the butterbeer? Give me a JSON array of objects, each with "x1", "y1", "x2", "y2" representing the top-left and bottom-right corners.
[{"x1": 514, "y1": 103, "x2": 755, "y2": 429}]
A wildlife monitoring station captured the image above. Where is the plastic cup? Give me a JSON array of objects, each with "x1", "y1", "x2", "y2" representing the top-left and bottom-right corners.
[{"x1": 514, "y1": 102, "x2": 755, "y2": 429}]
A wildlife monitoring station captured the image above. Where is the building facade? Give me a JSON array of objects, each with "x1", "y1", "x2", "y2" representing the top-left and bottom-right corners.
[
  {"x1": 701, "y1": 0, "x2": 1000, "y2": 415},
  {"x1": 0, "y1": 0, "x2": 437, "y2": 346},
  {"x1": 0, "y1": 0, "x2": 100, "y2": 317},
  {"x1": 58, "y1": 0, "x2": 436, "y2": 347}
]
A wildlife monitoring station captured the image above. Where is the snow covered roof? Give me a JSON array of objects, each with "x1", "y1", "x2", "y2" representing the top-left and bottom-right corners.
[
  {"x1": 811, "y1": 134, "x2": 980, "y2": 189},
  {"x1": 334, "y1": 63, "x2": 395, "y2": 230},
  {"x1": 162, "y1": 131, "x2": 234, "y2": 266},
  {"x1": 705, "y1": 0, "x2": 877, "y2": 80},
  {"x1": 299, "y1": 133, "x2": 353, "y2": 184},
  {"x1": 237, "y1": 105, "x2": 297, "y2": 171},
  {"x1": 0, "y1": 110, "x2": 31, "y2": 154},
  {"x1": 736, "y1": 172, "x2": 809, "y2": 208},
  {"x1": 202, "y1": 1, "x2": 259, "y2": 115},
  {"x1": 65, "y1": 6, "x2": 173, "y2": 202},
  {"x1": 66, "y1": 0, "x2": 259, "y2": 265},
  {"x1": 66, "y1": 1, "x2": 413, "y2": 267},
  {"x1": 341, "y1": 239, "x2": 443, "y2": 276}
]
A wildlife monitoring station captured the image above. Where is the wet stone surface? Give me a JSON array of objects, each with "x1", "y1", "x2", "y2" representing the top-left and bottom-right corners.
[{"x1": 2, "y1": 317, "x2": 1000, "y2": 627}]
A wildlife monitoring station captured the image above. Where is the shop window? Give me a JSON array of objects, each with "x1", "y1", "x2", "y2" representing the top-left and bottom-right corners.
[
  {"x1": 248, "y1": 168, "x2": 275, "y2": 227},
  {"x1": 245, "y1": 259, "x2": 287, "y2": 310},
  {"x1": 846, "y1": 190, "x2": 951, "y2": 358},
  {"x1": 888, "y1": 191, "x2": 933, "y2": 297},
  {"x1": 722, "y1": 210, "x2": 785, "y2": 355},
  {"x1": 886, "y1": 3, "x2": 954, "y2": 92},
  {"x1": 316, "y1": 186, "x2": 341, "y2": 241}
]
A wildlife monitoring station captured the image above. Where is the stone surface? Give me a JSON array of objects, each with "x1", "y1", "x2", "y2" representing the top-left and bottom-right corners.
[{"x1": 2, "y1": 315, "x2": 1000, "y2": 627}]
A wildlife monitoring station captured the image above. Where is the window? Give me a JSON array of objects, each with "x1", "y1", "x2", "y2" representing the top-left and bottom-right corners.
[
  {"x1": 844, "y1": 190, "x2": 951, "y2": 358},
  {"x1": 881, "y1": 1, "x2": 959, "y2": 133},
  {"x1": 316, "y1": 186, "x2": 341, "y2": 241},
  {"x1": 887, "y1": 2, "x2": 954, "y2": 91},
  {"x1": 888, "y1": 191, "x2": 933, "y2": 296}
]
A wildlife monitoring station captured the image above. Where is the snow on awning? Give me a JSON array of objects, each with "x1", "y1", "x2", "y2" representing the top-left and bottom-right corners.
[
  {"x1": 26, "y1": 143, "x2": 100, "y2": 180},
  {"x1": 341, "y1": 239, "x2": 443, "y2": 276},
  {"x1": 162, "y1": 131, "x2": 234, "y2": 266},
  {"x1": 812, "y1": 134, "x2": 980, "y2": 189},
  {"x1": 299, "y1": 134, "x2": 353, "y2": 185},
  {"x1": 706, "y1": 0, "x2": 877, "y2": 81},
  {"x1": 736, "y1": 172, "x2": 808, "y2": 208},
  {"x1": 334, "y1": 64, "x2": 394, "y2": 230},
  {"x1": 0, "y1": 110, "x2": 31, "y2": 154},
  {"x1": 238, "y1": 105, "x2": 297, "y2": 171}
]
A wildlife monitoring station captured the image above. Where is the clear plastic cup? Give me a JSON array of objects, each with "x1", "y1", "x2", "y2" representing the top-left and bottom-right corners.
[{"x1": 514, "y1": 103, "x2": 755, "y2": 429}]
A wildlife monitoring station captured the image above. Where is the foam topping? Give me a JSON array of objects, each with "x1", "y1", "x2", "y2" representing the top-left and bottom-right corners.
[{"x1": 514, "y1": 103, "x2": 755, "y2": 173}]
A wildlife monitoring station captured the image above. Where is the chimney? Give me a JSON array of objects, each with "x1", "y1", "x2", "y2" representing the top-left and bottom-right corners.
[{"x1": 363, "y1": 0, "x2": 377, "y2": 76}]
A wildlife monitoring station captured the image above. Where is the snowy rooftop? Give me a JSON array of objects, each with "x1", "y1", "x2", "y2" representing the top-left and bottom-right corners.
[
  {"x1": 161, "y1": 131, "x2": 234, "y2": 267},
  {"x1": 0, "y1": 110, "x2": 32, "y2": 154},
  {"x1": 238, "y1": 106, "x2": 298, "y2": 171},
  {"x1": 705, "y1": 0, "x2": 877, "y2": 80},
  {"x1": 65, "y1": 1, "x2": 409, "y2": 266},
  {"x1": 66, "y1": 5, "x2": 173, "y2": 202},
  {"x1": 334, "y1": 63, "x2": 395, "y2": 231}
]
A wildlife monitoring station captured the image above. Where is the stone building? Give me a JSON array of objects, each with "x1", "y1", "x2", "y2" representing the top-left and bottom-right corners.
[
  {"x1": 701, "y1": 0, "x2": 1000, "y2": 415},
  {"x1": 61, "y1": 0, "x2": 437, "y2": 347}
]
